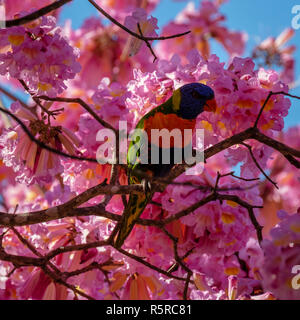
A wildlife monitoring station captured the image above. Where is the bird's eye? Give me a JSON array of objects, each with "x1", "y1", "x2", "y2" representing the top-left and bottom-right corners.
[{"x1": 191, "y1": 90, "x2": 202, "y2": 99}]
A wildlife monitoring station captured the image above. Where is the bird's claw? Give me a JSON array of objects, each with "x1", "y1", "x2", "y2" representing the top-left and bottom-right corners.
[{"x1": 141, "y1": 179, "x2": 152, "y2": 194}]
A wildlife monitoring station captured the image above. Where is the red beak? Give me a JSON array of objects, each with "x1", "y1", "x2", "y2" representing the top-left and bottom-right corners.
[{"x1": 204, "y1": 98, "x2": 217, "y2": 113}]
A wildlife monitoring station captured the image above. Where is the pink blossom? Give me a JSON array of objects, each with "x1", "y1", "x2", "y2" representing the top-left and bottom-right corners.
[
  {"x1": 0, "y1": 16, "x2": 81, "y2": 96},
  {"x1": 94, "y1": 0, "x2": 159, "y2": 20},
  {"x1": 239, "y1": 238, "x2": 264, "y2": 281},
  {"x1": 0, "y1": 101, "x2": 81, "y2": 185},
  {"x1": 69, "y1": 17, "x2": 155, "y2": 88},
  {"x1": 259, "y1": 125, "x2": 300, "y2": 237},
  {"x1": 161, "y1": 168, "x2": 261, "y2": 256},
  {"x1": 20, "y1": 268, "x2": 53, "y2": 300},
  {"x1": 252, "y1": 28, "x2": 296, "y2": 85},
  {"x1": 126, "y1": 51, "x2": 291, "y2": 181},
  {"x1": 156, "y1": 1, "x2": 246, "y2": 61},
  {"x1": 186, "y1": 252, "x2": 256, "y2": 296},
  {"x1": 92, "y1": 78, "x2": 134, "y2": 127},
  {"x1": 261, "y1": 210, "x2": 300, "y2": 300},
  {"x1": 124, "y1": 8, "x2": 158, "y2": 56},
  {"x1": 0, "y1": 279, "x2": 18, "y2": 300}
]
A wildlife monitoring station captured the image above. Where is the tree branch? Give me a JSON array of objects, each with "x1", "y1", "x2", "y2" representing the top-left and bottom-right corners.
[
  {"x1": 2, "y1": 0, "x2": 72, "y2": 28},
  {"x1": 0, "y1": 106, "x2": 98, "y2": 163},
  {"x1": 0, "y1": 85, "x2": 32, "y2": 111},
  {"x1": 241, "y1": 142, "x2": 279, "y2": 189},
  {"x1": 137, "y1": 22, "x2": 157, "y2": 62},
  {"x1": 37, "y1": 95, "x2": 117, "y2": 132},
  {"x1": 254, "y1": 91, "x2": 300, "y2": 128},
  {"x1": 0, "y1": 182, "x2": 145, "y2": 227},
  {"x1": 87, "y1": 0, "x2": 191, "y2": 41}
]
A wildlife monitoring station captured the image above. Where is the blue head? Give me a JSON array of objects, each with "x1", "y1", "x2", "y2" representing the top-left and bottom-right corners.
[{"x1": 172, "y1": 83, "x2": 216, "y2": 119}]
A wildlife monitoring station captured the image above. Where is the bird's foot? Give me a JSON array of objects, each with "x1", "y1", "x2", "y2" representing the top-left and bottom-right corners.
[{"x1": 141, "y1": 178, "x2": 152, "y2": 194}]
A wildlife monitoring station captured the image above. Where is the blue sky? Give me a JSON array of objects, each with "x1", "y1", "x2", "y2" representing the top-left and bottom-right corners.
[{"x1": 61, "y1": 0, "x2": 299, "y2": 129}]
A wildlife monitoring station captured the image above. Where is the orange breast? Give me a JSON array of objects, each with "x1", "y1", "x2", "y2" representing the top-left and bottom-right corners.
[{"x1": 144, "y1": 112, "x2": 196, "y2": 148}]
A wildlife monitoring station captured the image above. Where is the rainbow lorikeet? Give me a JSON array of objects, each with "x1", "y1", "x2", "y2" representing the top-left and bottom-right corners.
[{"x1": 115, "y1": 83, "x2": 216, "y2": 248}]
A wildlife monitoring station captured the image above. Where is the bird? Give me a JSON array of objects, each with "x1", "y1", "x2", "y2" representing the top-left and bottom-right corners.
[{"x1": 114, "y1": 83, "x2": 217, "y2": 248}]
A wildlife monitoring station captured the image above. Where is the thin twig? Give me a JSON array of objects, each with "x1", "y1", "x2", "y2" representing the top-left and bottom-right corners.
[
  {"x1": 3, "y1": 0, "x2": 72, "y2": 27},
  {"x1": 116, "y1": 247, "x2": 188, "y2": 282},
  {"x1": 37, "y1": 95, "x2": 116, "y2": 132},
  {"x1": 87, "y1": 0, "x2": 191, "y2": 41},
  {"x1": 254, "y1": 91, "x2": 273, "y2": 128},
  {"x1": 19, "y1": 80, "x2": 62, "y2": 123},
  {"x1": 160, "y1": 227, "x2": 193, "y2": 300},
  {"x1": 230, "y1": 172, "x2": 260, "y2": 182},
  {"x1": 241, "y1": 142, "x2": 279, "y2": 189},
  {"x1": 254, "y1": 91, "x2": 300, "y2": 128},
  {"x1": 217, "y1": 194, "x2": 263, "y2": 243},
  {"x1": 137, "y1": 22, "x2": 157, "y2": 62},
  {"x1": 2, "y1": 227, "x2": 95, "y2": 300},
  {"x1": 0, "y1": 85, "x2": 33, "y2": 111},
  {"x1": 0, "y1": 106, "x2": 98, "y2": 163}
]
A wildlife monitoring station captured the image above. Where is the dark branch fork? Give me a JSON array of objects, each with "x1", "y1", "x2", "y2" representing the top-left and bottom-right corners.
[
  {"x1": 36, "y1": 95, "x2": 117, "y2": 132},
  {"x1": 87, "y1": 0, "x2": 190, "y2": 61},
  {"x1": 254, "y1": 91, "x2": 300, "y2": 128},
  {"x1": 241, "y1": 142, "x2": 279, "y2": 189},
  {"x1": 87, "y1": 0, "x2": 191, "y2": 41}
]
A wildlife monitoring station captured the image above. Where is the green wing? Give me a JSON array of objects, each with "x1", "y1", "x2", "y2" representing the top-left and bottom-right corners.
[{"x1": 127, "y1": 97, "x2": 174, "y2": 177}]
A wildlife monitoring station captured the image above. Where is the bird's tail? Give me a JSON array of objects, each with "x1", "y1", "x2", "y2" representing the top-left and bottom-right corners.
[{"x1": 114, "y1": 192, "x2": 150, "y2": 248}]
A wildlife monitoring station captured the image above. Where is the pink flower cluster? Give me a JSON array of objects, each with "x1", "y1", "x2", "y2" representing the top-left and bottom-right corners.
[
  {"x1": 91, "y1": 78, "x2": 133, "y2": 127},
  {"x1": 267, "y1": 126, "x2": 300, "y2": 213},
  {"x1": 156, "y1": 1, "x2": 246, "y2": 61},
  {"x1": 159, "y1": 169, "x2": 261, "y2": 256},
  {"x1": 0, "y1": 16, "x2": 81, "y2": 96},
  {"x1": 261, "y1": 210, "x2": 300, "y2": 300},
  {"x1": 94, "y1": 0, "x2": 159, "y2": 20},
  {"x1": 0, "y1": 213, "x2": 114, "y2": 299},
  {"x1": 124, "y1": 8, "x2": 158, "y2": 56},
  {"x1": 259, "y1": 125, "x2": 300, "y2": 236},
  {"x1": 0, "y1": 101, "x2": 80, "y2": 185},
  {"x1": 126, "y1": 50, "x2": 291, "y2": 180},
  {"x1": 69, "y1": 16, "x2": 155, "y2": 88},
  {"x1": 252, "y1": 28, "x2": 296, "y2": 85}
]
